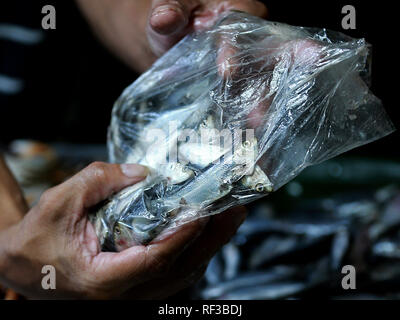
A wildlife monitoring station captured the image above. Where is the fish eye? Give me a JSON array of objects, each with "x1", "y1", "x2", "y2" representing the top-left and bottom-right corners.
[
  {"x1": 115, "y1": 226, "x2": 121, "y2": 235},
  {"x1": 243, "y1": 140, "x2": 251, "y2": 148},
  {"x1": 255, "y1": 183, "x2": 265, "y2": 193}
]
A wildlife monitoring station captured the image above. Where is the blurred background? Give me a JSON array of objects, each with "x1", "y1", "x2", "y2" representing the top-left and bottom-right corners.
[{"x1": 0, "y1": 0, "x2": 399, "y2": 299}]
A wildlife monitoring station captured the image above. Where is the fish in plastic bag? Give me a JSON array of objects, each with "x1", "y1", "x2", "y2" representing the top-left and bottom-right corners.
[{"x1": 90, "y1": 12, "x2": 395, "y2": 251}]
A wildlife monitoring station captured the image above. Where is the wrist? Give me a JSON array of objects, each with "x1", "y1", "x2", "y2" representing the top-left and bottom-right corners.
[
  {"x1": 0, "y1": 202, "x2": 27, "y2": 232},
  {"x1": 0, "y1": 156, "x2": 29, "y2": 231},
  {"x1": 0, "y1": 220, "x2": 40, "y2": 298},
  {"x1": 0, "y1": 224, "x2": 20, "y2": 288}
]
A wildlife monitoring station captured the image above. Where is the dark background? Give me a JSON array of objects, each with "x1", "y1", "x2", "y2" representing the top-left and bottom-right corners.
[{"x1": 0, "y1": 0, "x2": 398, "y2": 158}]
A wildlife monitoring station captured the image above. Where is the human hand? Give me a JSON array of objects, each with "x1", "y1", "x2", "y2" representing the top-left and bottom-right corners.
[
  {"x1": 76, "y1": 0, "x2": 267, "y2": 72},
  {"x1": 0, "y1": 162, "x2": 246, "y2": 299},
  {"x1": 148, "y1": 0, "x2": 268, "y2": 56},
  {"x1": 0, "y1": 155, "x2": 28, "y2": 232}
]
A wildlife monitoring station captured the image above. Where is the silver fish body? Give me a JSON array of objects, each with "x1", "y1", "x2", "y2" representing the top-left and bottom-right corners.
[{"x1": 112, "y1": 139, "x2": 260, "y2": 249}]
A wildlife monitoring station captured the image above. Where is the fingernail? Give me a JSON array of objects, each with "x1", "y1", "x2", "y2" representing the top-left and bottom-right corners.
[
  {"x1": 120, "y1": 164, "x2": 149, "y2": 178},
  {"x1": 152, "y1": 5, "x2": 179, "y2": 17}
]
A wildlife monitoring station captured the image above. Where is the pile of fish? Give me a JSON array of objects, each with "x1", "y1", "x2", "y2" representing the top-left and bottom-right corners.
[
  {"x1": 93, "y1": 129, "x2": 273, "y2": 251},
  {"x1": 193, "y1": 177, "x2": 400, "y2": 300}
]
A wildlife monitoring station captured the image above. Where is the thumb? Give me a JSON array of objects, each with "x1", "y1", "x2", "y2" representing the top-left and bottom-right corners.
[
  {"x1": 61, "y1": 162, "x2": 149, "y2": 209},
  {"x1": 149, "y1": 0, "x2": 198, "y2": 35}
]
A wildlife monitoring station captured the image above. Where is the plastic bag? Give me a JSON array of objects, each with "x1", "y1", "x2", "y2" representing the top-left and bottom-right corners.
[{"x1": 91, "y1": 12, "x2": 395, "y2": 252}]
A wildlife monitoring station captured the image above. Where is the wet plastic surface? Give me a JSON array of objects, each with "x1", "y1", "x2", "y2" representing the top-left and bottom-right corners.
[{"x1": 92, "y1": 12, "x2": 394, "y2": 251}]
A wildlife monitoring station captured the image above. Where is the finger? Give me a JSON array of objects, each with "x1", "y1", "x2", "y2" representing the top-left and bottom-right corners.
[
  {"x1": 57, "y1": 162, "x2": 149, "y2": 209},
  {"x1": 246, "y1": 39, "x2": 322, "y2": 127},
  {"x1": 160, "y1": 207, "x2": 247, "y2": 296},
  {"x1": 150, "y1": 0, "x2": 199, "y2": 35},
  {"x1": 213, "y1": 2, "x2": 267, "y2": 79},
  {"x1": 193, "y1": 0, "x2": 268, "y2": 31},
  {"x1": 143, "y1": 216, "x2": 210, "y2": 276},
  {"x1": 121, "y1": 206, "x2": 247, "y2": 299},
  {"x1": 216, "y1": 36, "x2": 238, "y2": 79},
  {"x1": 247, "y1": 96, "x2": 274, "y2": 129},
  {"x1": 174, "y1": 206, "x2": 247, "y2": 273},
  {"x1": 95, "y1": 216, "x2": 210, "y2": 287},
  {"x1": 224, "y1": 0, "x2": 268, "y2": 19}
]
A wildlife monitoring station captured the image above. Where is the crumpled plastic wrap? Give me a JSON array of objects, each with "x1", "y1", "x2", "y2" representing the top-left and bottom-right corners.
[{"x1": 91, "y1": 12, "x2": 395, "y2": 252}]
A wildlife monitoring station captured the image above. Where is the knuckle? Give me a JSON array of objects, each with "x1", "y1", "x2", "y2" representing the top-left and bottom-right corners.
[
  {"x1": 38, "y1": 187, "x2": 58, "y2": 208},
  {"x1": 84, "y1": 162, "x2": 111, "y2": 186},
  {"x1": 74, "y1": 161, "x2": 117, "y2": 205},
  {"x1": 38, "y1": 189, "x2": 53, "y2": 204},
  {"x1": 87, "y1": 162, "x2": 109, "y2": 178}
]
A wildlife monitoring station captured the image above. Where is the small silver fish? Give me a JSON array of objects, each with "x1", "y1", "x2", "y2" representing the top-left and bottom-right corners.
[
  {"x1": 167, "y1": 138, "x2": 259, "y2": 208},
  {"x1": 201, "y1": 266, "x2": 298, "y2": 299},
  {"x1": 160, "y1": 162, "x2": 194, "y2": 184},
  {"x1": 91, "y1": 162, "x2": 194, "y2": 248},
  {"x1": 199, "y1": 115, "x2": 216, "y2": 130},
  {"x1": 178, "y1": 142, "x2": 228, "y2": 169},
  {"x1": 89, "y1": 206, "x2": 111, "y2": 250},
  {"x1": 114, "y1": 218, "x2": 166, "y2": 251},
  {"x1": 240, "y1": 165, "x2": 273, "y2": 193}
]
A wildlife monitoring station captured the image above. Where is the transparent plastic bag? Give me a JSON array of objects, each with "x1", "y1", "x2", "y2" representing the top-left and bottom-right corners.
[{"x1": 91, "y1": 12, "x2": 395, "y2": 251}]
